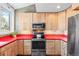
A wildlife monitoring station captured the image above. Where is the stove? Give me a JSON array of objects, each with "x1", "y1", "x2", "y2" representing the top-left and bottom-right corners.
[{"x1": 32, "y1": 32, "x2": 46, "y2": 56}]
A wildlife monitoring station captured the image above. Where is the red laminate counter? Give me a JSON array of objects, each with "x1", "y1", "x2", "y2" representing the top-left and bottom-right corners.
[
  {"x1": 0, "y1": 34, "x2": 67, "y2": 48},
  {"x1": 0, "y1": 36, "x2": 16, "y2": 47},
  {"x1": 0, "y1": 34, "x2": 33, "y2": 48},
  {"x1": 16, "y1": 34, "x2": 33, "y2": 40},
  {"x1": 44, "y1": 34, "x2": 67, "y2": 42}
]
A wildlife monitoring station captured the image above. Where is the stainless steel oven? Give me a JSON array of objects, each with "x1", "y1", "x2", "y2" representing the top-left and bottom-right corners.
[
  {"x1": 32, "y1": 40, "x2": 46, "y2": 56},
  {"x1": 32, "y1": 40, "x2": 46, "y2": 49},
  {"x1": 32, "y1": 32, "x2": 46, "y2": 56}
]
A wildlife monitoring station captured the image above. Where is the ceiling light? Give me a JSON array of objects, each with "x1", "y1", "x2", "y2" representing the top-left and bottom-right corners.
[{"x1": 57, "y1": 5, "x2": 61, "y2": 9}]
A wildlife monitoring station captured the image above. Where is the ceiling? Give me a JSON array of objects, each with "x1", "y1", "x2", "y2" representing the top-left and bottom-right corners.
[
  {"x1": 9, "y1": 3, "x2": 33, "y2": 9},
  {"x1": 9, "y1": 3, "x2": 72, "y2": 12}
]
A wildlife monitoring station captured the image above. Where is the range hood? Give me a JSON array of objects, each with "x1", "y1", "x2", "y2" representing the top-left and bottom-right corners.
[{"x1": 15, "y1": 3, "x2": 72, "y2": 12}]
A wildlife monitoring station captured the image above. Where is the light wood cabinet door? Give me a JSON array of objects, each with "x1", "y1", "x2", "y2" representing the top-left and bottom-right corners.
[
  {"x1": 11, "y1": 41, "x2": 18, "y2": 56},
  {"x1": 24, "y1": 40, "x2": 31, "y2": 55},
  {"x1": 45, "y1": 13, "x2": 58, "y2": 31},
  {"x1": 17, "y1": 40, "x2": 24, "y2": 55},
  {"x1": 14, "y1": 41, "x2": 18, "y2": 55},
  {"x1": 54, "y1": 40, "x2": 61, "y2": 55},
  {"x1": 0, "y1": 43, "x2": 12, "y2": 56},
  {"x1": 6, "y1": 48, "x2": 12, "y2": 56},
  {"x1": 46, "y1": 40, "x2": 61, "y2": 56},
  {"x1": 16, "y1": 13, "x2": 32, "y2": 32},
  {"x1": 0, "y1": 49, "x2": 11, "y2": 56},
  {"x1": 58, "y1": 11, "x2": 66, "y2": 32},
  {"x1": 33, "y1": 13, "x2": 45, "y2": 23},
  {"x1": 61, "y1": 41, "x2": 67, "y2": 56},
  {"x1": 46, "y1": 40, "x2": 55, "y2": 55},
  {"x1": 0, "y1": 41, "x2": 17, "y2": 56}
]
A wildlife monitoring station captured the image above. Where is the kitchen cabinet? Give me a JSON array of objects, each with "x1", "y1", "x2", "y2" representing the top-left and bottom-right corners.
[
  {"x1": 46, "y1": 40, "x2": 61, "y2": 56},
  {"x1": 24, "y1": 40, "x2": 31, "y2": 55},
  {"x1": 54, "y1": 40, "x2": 61, "y2": 55},
  {"x1": 45, "y1": 13, "x2": 58, "y2": 31},
  {"x1": 46, "y1": 40, "x2": 55, "y2": 55},
  {"x1": 17, "y1": 40, "x2": 31, "y2": 56},
  {"x1": 66, "y1": 4, "x2": 79, "y2": 18},
  {"x1": 61, "y1": 41, "x2": 67, "y2": 56},
  {"x1": 0, "y1": 46, "x2": 12, "y2": 56},
  {"x1": 17, "y1": 40, "x2": 24, "y2": 55},
  {"x1": 12, "y1": 41, "x2": 18, "y2": 56},
  {"x1": 0, "y1": 41, "x2": 17, "y2": 56},
  {"x1": 66, "y1": 6, "x2": 73, "y2": 18},
  {"x1": 58, "y1": 11, "x2": 66, "y2": 32},
  {"x1": 23, "y1": 13, "x2": 32, "y2": 31},
  {"x1": 32, "y1": 13, "x2": 45, "y2": 23},
  {"x1": 16, "y1": 13, "x2": 32, "y2": 32}
]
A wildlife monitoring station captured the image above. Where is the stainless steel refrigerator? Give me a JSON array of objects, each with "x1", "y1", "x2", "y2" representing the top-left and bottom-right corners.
[{"x1": 68, "y1": 14, "x2": 79, "y2": 56}]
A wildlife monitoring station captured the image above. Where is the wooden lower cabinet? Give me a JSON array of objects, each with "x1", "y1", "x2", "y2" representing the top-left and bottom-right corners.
[
  {"x1": 54, "y1": 40, "x2": 61, "y2": 55},
  {"x1": 46, "y1": 40, "x2": 55, "y2": 55},
  {"x1": 24, "y1": 40, "x2": 31, "y2": 55},
  {"x1": 46, "y1": 40, "x2": 61, "y2": 56},
  {"x1": 0, "y1": 39, "x2": 66, "y2": 56},
  {"x1": 61, "y1": 41, "x2": 67, "y2": 56},
  {"x1": 17, "y1": 40, "x2": 31, "y2": 56},
  {"x1": 0, "y1": 41, "x2": 17, "y2": 56},
  {"x1": 0, "y1": 39, "x2": 31, "y2": 56},
  {"x1": 17, "y1": 40, "x2": 24, "y2": 55},
  {"x1": 12, "y1": 41, "x2": 18, "y2": 56}
]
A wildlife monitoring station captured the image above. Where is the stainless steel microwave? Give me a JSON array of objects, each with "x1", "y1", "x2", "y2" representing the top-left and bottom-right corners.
[{"x1": 32, "y1": 23, "x2": 45, "y2": 29}]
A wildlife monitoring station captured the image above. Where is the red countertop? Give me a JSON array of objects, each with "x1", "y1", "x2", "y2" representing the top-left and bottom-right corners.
[
  {"x1": 0, "y1": 34, "x2": 67, "y2": 48},
  {"x1": 44, "y1": 34, "x2": 67, "y2": 42},
  {"x1": 16, "y1": 34, "x2": 33, "y2": 40},
  {"x1": 0, "y1": 36, "x2": 16, "y2": 47},
  {"x1": 0, "y1": 34, "x2": 33, "y2": 47}
]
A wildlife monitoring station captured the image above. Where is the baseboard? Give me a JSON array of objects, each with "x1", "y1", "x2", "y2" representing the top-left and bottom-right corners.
[
  {"x1": 17, "y1": 54, "x2": 31, "y2": 56},
  {"x1": 46, "y1": 54, "x2": 61, "y2": 56}
]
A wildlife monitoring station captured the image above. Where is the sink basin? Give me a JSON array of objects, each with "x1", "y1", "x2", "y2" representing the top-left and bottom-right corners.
[{"x1": 0, "y1": 42, "x2": 7, "y2": 45}]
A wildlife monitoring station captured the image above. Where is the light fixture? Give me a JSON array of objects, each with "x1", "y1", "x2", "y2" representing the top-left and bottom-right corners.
[{"x1": 57, "y1": 5, "x2": 61, "y2": 9}]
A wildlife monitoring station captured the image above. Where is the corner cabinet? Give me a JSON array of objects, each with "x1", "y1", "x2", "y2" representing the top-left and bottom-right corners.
[
  {"x1": 46, "y1": 40, "x2": 61, "y2": 56},
  {"x1": 0, "y1": 41, "x2": 17, "y2": 56}
]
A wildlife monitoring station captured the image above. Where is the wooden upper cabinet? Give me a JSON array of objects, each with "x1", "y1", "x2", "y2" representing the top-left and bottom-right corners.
[
  {"x1": 32, "y1": 13, "x2": 45, "y2": 23},
  {"x1": 66, "y1": 4, "x2": 79, "y2": 17},
  {"x1": 23, "y1": 13, "x2": 32, "y2": 31},
  {"x1": 58, "y1": 11, "x2": 66, "y2": 32},
  {"x1": 17, "y1": 13, "x2": 32, "y2": 32},
  {"x1": 72, "y1": 4, "x2": 79, "y2": 10},
  {"x1": 45, "y1": 13, "x2": 58, "y2": 30}
]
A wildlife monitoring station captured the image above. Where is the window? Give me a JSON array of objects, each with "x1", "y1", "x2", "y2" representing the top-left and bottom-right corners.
[{"x1": 0, "y1": 7, "x2": 10, "y2": 32}]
